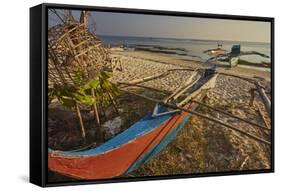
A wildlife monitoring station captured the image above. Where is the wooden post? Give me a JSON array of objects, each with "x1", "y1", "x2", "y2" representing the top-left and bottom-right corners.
[
  {"x1": 249, "y1": 88, "x2": 256, "y2": 107},
  {"x1": 75, "y1": 102, "x2": 86, "y2": 139},
  {"x1": 249, "y1": 87, "x2": 270, "y2": 129},
  {"x1": 91, "y1": 89, "x2": 103, "y2": 142},
  {"x1": 255, "y1": 103, "x2": 270, "y2": 129},
  {"x1": 256, "y1": 82, "x2": 271, "y2": 117}
]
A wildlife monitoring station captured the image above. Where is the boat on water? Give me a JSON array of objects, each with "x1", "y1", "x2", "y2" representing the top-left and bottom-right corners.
[
  {"x1": 205, "y1": 44, "x2": 270, "y2": 67},
  {"x1": 203, "y1": 42, "x2": 227, "y2": 57},
  {"x1": 48, "y1": 66, "x2": 218, "y2": 180}
]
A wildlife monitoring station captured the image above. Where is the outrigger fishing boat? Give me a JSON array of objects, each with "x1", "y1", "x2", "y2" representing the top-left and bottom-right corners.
[
  {"x1": 48, "y1": 61, "x2": 271, "y2": 180},
  {"x1": 47, "y1": 13, "x2": 271, "y2": 181},
  {"x1": 48, "y1": 65, "x2": 218, "y2": 180},
  {"x1": 204, "y1": 44, "x2": 270, "y2": 67}
]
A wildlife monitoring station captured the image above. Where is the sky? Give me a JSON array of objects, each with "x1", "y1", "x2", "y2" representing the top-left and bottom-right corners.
[{"x1": 48, "y1": 9, "x2": 271, "y2": 43}]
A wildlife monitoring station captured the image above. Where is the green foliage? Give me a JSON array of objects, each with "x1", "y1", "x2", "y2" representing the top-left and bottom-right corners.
[
  {"x1": 95, "y1": 71, "x2": 120, "y2": 107},
  {"x1": 82, "y1": 79, "x2": 100, "y2": 91},
  {"x1": 48, "y1": 71, "x2": 119, "y2": 109}
]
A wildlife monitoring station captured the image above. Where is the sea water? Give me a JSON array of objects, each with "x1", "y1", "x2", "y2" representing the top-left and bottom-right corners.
[{"x1": 98, "y1": 35, "x2": 271, "y2": 66}]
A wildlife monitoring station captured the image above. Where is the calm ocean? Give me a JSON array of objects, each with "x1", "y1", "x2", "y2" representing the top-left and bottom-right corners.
[{"x1": 98, "y1": 35, "x2": 271, "y2": 64}]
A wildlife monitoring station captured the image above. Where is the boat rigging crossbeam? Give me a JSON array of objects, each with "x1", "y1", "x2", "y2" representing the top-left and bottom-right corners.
[
  {"x1": 190, "y1": 99, "x2": 269, "y2": 131},
  {"x1": 121, "y1": 89, "x2": 271, "y2": 145}
]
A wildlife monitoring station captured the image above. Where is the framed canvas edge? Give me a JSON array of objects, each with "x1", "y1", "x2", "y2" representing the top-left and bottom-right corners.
[
  {"x1": 30, "y1": 4, "x2": 44, "y2": 187},
  {"x1": 30, "y1": 3, "x2": 275, "y2": 187}
]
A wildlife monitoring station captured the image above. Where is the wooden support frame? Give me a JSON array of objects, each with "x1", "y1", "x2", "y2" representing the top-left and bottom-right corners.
[
  {"x1": 177, "y1": 74, "x2": 218, "y2": 107},
  {"x1": 152, "y1": 103, "x2": 181, "y2": 118},
  {"x1": 163, "y1": 69, "x2": 199, "y2": 103}
]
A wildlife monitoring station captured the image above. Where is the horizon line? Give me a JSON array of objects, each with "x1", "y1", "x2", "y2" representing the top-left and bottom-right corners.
[{"x1": 96, "y1": 33, "x2": 270, "y2": 44}]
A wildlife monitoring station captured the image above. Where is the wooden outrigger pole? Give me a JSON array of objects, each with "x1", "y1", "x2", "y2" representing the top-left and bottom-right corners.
[
  {"x1": 218, "y1": 72, "x2": 271, "y2": 118},
  {"x1": 121, "y1": 89, "x2": 270, "y2": 145},
  {"x1": 163, "y1": 69, "x2": 199, "y2": 103},
  {"x1": 125, "y1": 68, "x2": 196, "y2": 85},
  {"x1": 177, "y1": 73, "x2": 218, "y2": 107},
  {"x1": 218, "y1": 72, "x2": 256, "y2": 83},
  {"x1": 117, "y1": 65, "x2": 271, "y2": 145},
  {"x1": 117, "y1": 81, "x2": 172, "y2": 95},
  {"x1": 190, "y1": 99, "x2": 269, "y2": 131}
]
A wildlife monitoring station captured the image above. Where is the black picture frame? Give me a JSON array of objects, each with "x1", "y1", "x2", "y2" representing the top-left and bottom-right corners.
[{"x1": 30, "y1": 3, "x2": 274, "y2": 187}]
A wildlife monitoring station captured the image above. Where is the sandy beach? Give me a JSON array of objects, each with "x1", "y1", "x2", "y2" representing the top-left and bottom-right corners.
[
  {"x1": 110, "y1": 50, "x2": 271, "y2": 99},
  {"x1": 112, "y1": 50, "x2": 271, "y2": 80},
  {"x1": 45, "y1": 7, "x2": 273, "y2": 183},
  {"x1": 110, "y1": 50, "x2": 271, "y2": 175}
]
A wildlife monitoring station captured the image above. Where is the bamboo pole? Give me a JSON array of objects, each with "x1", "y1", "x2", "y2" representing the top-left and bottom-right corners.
[
  {"x1": 239, "y1": 156, "x2": 249, "y2": 170},
  {"x1": 255, "y1": 81, "x2": 271, "y2": 117},
  {"x1": 167, "y1": 68, "x2": 195, "y2": 72},
  {"x1": 124, "y1": 68, "x2": 195, "y2": 86},
  {"x1": 249, "y1": 88, "x2": 256, "y2": 107},
  {"x1": 191, "y1": 99, "x2": 269, "y2": 131},
  {"x1": 218, "y1": 72, "x2": 255, "y2": 83},
  {"x1": 177, "y1": 74, "x2": 218, "y2": 107},
  {"x1": 75, "y1": 45, "x2": 101, "y2": 58},
  {"x1": 126, "y1": 71, "x2": 169, "y2": 85},
  {"x1": 121, "y1": 89, "x2": 271, "y2": 145},
  {"x1": 249, "y1": 88, "x2": 270, "y2": 129},
  {"x1": 117, "y1": 82, "x2": 172, "y2": 94},
  {"x1": 172, "y1": 76, "x2": 200, "y2": 101},
  {"x1": 75, "y1": 102, "x2": 86, "y2": 139},
  {"x1": 163, "y1": 70, "x2": 199, "y2": 103},
  {"x1": 256, "y1": 103, "x2": 270, "y2": 129},
  {"x1": 73, "y1": 39, "x2": 89, "y2": 48},
  {"x1": 91, "y1": 89, "x2": 103, "y2": 142},
  {"x1": 56, "y1": 23, "x2": 85, "y2": 42},
  {"x1": 123, "y1": 68, "x2": 197, "y2": 86},
  {"x1": 91, "y1": 89, "x2": 100, "y2": 126}
]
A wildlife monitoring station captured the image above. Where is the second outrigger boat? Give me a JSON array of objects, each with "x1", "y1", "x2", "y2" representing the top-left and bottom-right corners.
[{"x1": 204, "y1": 44, "x2": 270, "y2": 67}]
